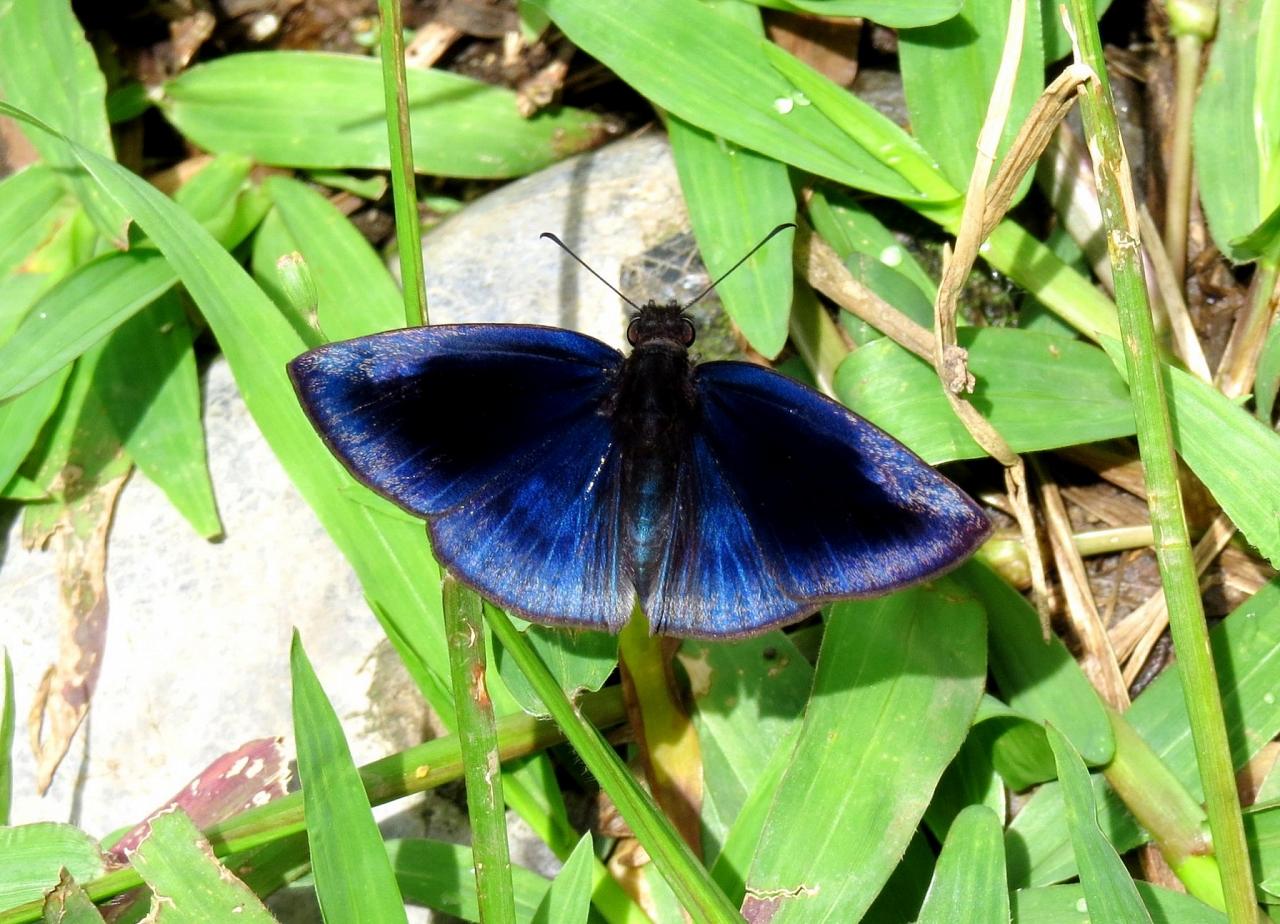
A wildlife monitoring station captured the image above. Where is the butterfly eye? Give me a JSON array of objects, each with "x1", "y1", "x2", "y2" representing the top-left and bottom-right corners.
[
  {"x1": 627, "y1": 318, "x2": 641, "y2": 346},
  {"x1": 680, "y1": 318, "x2": 696, "y2": 346}
]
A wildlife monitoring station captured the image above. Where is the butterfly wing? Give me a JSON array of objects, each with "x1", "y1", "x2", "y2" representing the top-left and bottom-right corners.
[
  {"x1": 288, "y1": 325, "x2": 635, "y2": 630},
  {"x1": 643, "y1": 360, "x2": 990, "y2": 637}
]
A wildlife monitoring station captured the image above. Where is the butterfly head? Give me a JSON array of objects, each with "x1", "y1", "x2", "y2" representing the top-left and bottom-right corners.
[{"x1": 627, "y1": 301, "x2": 696, "y2": 350}]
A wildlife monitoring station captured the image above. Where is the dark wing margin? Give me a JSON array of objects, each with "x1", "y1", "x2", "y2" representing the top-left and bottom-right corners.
[
  {"x1": 645, "y1": 360, "x2": 991, "y2": 638},
  {"x1": 287, "y1": 324, "x2": 634, "y2": 631}
]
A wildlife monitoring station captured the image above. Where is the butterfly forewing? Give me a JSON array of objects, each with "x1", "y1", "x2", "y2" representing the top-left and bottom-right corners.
[
  {"x1": 288, "y1": 325, "x2": 635, "y2": 630},
  {"x1": 643, "y1": 361, "x2": 991, "y2": 637}
]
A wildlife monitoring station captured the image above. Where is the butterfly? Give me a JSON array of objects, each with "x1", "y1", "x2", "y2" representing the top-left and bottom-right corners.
[{"x1": 287, "y1": 228, "x2": 990, "y2": 638}]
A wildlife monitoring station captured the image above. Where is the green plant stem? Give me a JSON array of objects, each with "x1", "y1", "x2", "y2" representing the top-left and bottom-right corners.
[
  {"x1": 485, "y1": 606, "x2": 742, "y2": 924},
  {"x1": 377, "y1": 0, "x2": 427, "y2": 327},
  {"x1": 1163, "y1": 0, "x2": 1217, "y2": 283},
  {"x1": 1101, "y1": 707, "x2": 1223, "y2": 907},
  {"x1": 379, "y1": 8, "x2": 513, "y2": 917},
  {"x1": 0, "y1": 688, "x2": 628, "y2": 924},
  {"x1": 617, "y1": 609, "x2": 704, "y2": 857},
  {"x1": 443, "y1": 576, "x2": 517, "y2": 924},
  {"x1": 1066, "y1": 2, "x2": 1258, "y2": 921}
]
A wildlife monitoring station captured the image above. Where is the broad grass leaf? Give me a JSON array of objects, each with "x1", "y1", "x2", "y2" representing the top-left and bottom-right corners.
[
  {"x1": 530, "y1": 834, "x2": 594, "y2": 924},
  {"x1": 129, "y1": 808, "x2": 275, "y2": 922},
  {"x1": 668, "y1": 116, "x2": 795, "y2": 359},
  {"x1": 743, "y1": 581, "x2": 986, "y2": 922},
  {"x1": 160, "y1": 52, "x2": 607, "y2": 179},
  {"x1": 291, "y1": 633, "x2": 407, "y2": 923},
  {"x1": 836, "y1": 329, "x2": 1134, "y2": 463},
  {"x1": 917, "y1": 805, "x2": 1010, "y2": 924},
  {"x1": 1045, "y1": 725, "x2": 1153, "y2": 923},
  {"x1": 899, "y1": 0, "x2": 1044, "y2": 201},
  {"x1": 0, "y1": 0, "x2": 126, "y2": 245},
  {"x1": 0, "y1": 824, "x2": 105, "y2": 908},
  {"x1": 1192, "y1": 0, "x2": 1279, "y2": 262}
]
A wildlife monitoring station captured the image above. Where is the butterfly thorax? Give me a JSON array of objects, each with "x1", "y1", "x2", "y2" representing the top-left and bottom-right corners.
[{"x1": 614, "y1": 302, "x2": 697, "y2": 594}]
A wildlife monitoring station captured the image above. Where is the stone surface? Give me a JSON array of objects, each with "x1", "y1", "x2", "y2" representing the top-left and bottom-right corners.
[
  {"x1": 413, "y1": 129, "x2": 687, "y2": 345},
  {"x1": 1, "y1": 131, "x2": 687, "y2": 916}
]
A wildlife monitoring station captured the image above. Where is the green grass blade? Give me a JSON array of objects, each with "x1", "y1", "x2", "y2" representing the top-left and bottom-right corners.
[
  {"x1": 95, "y1": 291, "x2": 222, "y2": 538},
  {"x1": 0, "y1": 825, "x2": 105, "y2": 909},
  {"x1": 494, "y1": 625, "x2": 617, "y2": 719},
  {"x1": 917, "y1": 805, "x2": 1010, "y2": 924},
  {"x1": 0, "y1": 370, "x2": 72, "y2": 492},
  {"x1": 899, "y1": 0, "x2": 1044, "y2": 199},
  {"x1": 129, "y1": 809, "x2": 275, "y2": 922},
  {"x1": 743, "y1": 581, "x2": 987, "y2": 922},
  {"x1": 0, "y1": 250, "x2": 175, "y2": 401},
  {"x1": 530, "y1": 834, "x2": 595, "y2": 924},
  {"x1": 759, "y1": 40, "x2": 957, "y2": 202},
  {"x1": 926, "y1": 715, "x2": 1006, "y2": 837},
  {"x1": 1193, "y1": 0, "x2": 1275, "y2": 261},
  {"x1": 1161, "y1": 358, "x2": 1280, "y2": 568},
  {"x1": 1243, "y1": 805, "x2": 1280, "y2": 902},
  {"x1": 708, "y1": 724, "x2": 799, "y2": 905},
  {"x1": 775, "y1": 0, "x2": 962, "y2": 27},
  {"x1": 376, "y1": 0, "x2": 426, "y2": 328},
  {"x1": 0, "y1": 166, "x2": 66, "y2": 278},
  {"x1": 534, "y1": 0, "x2": 926, "y2": 199},
  {"x1": 0, "y1": 157, "x2": 261, "y2": 405},
  {"x1": 263, "y1": 176, "x2": 404, "y2": 338},
  {"x1": 805, "y1": 187, "x2": 937, "y2": 314},
  {"x1": 0, "y1": 0, "x2": 125, "y2": 245},
  {"x1": 1045, "y1": 724, "x2": 1154, "y2": 923},
  {"x1": 1257, "y1": 300, "x2": 1280, "y2": 419},
  {"x1": 290, "y1": 632, "x2": 408, "y2": 923},
  {"x1": 170, "y1": 154, "x2": 257, "y2": 240},
  {"x1": 159, "y1": 52, "x2": 607, "y2": 179},
  {"x1": 667, "y1": 115, "x2": 795, "y2": 358}
]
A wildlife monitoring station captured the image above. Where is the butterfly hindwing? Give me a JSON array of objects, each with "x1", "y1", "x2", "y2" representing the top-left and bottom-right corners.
[
  {"x1": 645, "y1": 361, "x2": 991, "y2": 637},
  {"x1": 287, "y1": 325, "x2": 635, "y2": 630}
]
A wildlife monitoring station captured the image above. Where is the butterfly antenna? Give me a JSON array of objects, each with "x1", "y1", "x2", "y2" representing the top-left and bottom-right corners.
[
  {"x1": 683, "y1": 222, "x2": 798, "y2": 309},
  {"x1": 540, "y1": 232, "x2": 642, "y2": 311}
]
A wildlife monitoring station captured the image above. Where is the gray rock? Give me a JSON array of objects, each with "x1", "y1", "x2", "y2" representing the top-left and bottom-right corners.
[
  {"x1": 413, "y1": 129, "x2": 687, "y2": 343},
  {"x1": 1, "y1": 131, "x2": 688, "y2": 914}
]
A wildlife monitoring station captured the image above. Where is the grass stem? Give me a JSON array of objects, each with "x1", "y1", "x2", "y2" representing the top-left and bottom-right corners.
[{"x1": 1065, "y1": 2, "x2": 1259, "y2": 919}]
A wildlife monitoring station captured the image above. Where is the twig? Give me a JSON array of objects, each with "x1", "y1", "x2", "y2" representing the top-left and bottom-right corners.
[
  {"x1": 1034, "y1": 460, "x2": 1130, "y2": 708},
  {"x1": 1110, "y1": 512, "x2": 1237, "y2": 685},
  {"x1": 931, "y1": 0, "x2": 1051, "y2": 627}
]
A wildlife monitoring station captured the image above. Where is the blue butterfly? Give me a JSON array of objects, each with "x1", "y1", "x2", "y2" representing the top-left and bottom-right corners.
[{"x1": 287, "y1": 231, "x2": 989, "y2": 638}]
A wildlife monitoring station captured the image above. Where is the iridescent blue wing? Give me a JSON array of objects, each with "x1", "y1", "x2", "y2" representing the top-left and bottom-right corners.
[
  {"x1": 287, "y1": 325, "x2": 635, "y2": 630},
  {"x1": 644, "y1": 361, "x2": 990, "y2": 637}
]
